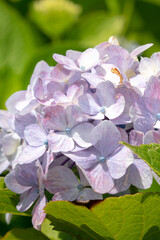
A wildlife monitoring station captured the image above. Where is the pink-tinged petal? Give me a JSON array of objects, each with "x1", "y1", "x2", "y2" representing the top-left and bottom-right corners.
[
  {"x1": 107, "y1": 146, "x2": 134, "y2": 179},
  {"x1": 47, "y1": 81, "x2": 65, "y2": 98},
  {"x1": 53, "y1": 91, "x2": 68, "y2": 104},
  {"x1": 79, "y1": 94, "x2": 100, "y2": 116},
  {"x1": 52, "y1": 189, "x2": 78, "y2": 201},
  {"x1": 66, "y1": 84, "x2": 83, "y2": 103},
  {"x1": 17, "y1": 187, "x2": 39, "y2": 212},
  {"x1": 133, "y1": 117, "x2": 154, "y2": 133},
  {"x1": 72, "y1": 123, "x2": 94, "y2": 148},
  {"x1": 5, "y1": 171, "x2": 31, "y2": 194},
  {"x1": 51, "y1": 64, "x2": 76, "y2": 83},
  {"x1": 66, "y1": 50, "x2": 81, "y2": 61},
  {"x1": 78, "y1": 167, "x2": 90, "y2": 186},
  {"x1": 144, "y1": 76, "x2": 160, "y2": 114},
  {"x1": 130, "y1": 43, "x2": 153, "y2": 58},
  {"x1": 45, "y1": 166, "x2": 79, "y2": 193},
  {"x1": 114, "y1": 86, "x2": 139, "y2": 124},
  {"x1": 66, "y1": 105, "x2": 86, "y2": 129},
  {"x1": 105, "y1": 94, "x2": 125, "y2": 119},
  {"x1": 96, "y1": 81, "x2": 117, "y2": 106},
  {"x1": 30, "y1": 60, "x2": 51, "y2": 86},
  {"x1": 144, "y1": 130, "x2": 160, "y2": 144},
  {"x1": 130, "y1": 159, "x2": 153, "y2": 189},
  {"x1": 83, "y1": 163, "x2": 114, "y2": 194},
  {"x1": 6, "y1": 91, "x2": 26, "y2": 114},
  {"x1": 43, "y1": 106, "x2": 67, "y2": 131},
  {"x1": 108, "y1": 172, "x2": 131, "y2": 194},
  {"x1": 48, "y1": 132, "x2": 74, "y2": 152},
  {"x1": 18, "y1": 145, "x2": 46, "y2": 164},
  {"x1": 95, "y1": 41, "x2": 111, "y2": 58},
  {"x1": 139, "y1": 57, "x2": 155, "y2": 76},
  {"x1": 53, "y1": 54, "x2": 79, "y2": 71},
  {"x1": 91, "y1": 120, "x2": 121, "y2": 157},
  {"x1": 36, "y1": 160, "x2": 45, "y2": 197},
  {"x1": 33, "y1": 78, "x2": 44, "y2": 100},
  {"x1": 41, "y1": 151, "x2": 54, "y2": 174},
  {"x1": 78, "y1": 48, "x2": 99, "y2": 71},
  {"x1": 15, "y1": 162, "x2": 38, "y2": 186},
  {"x1": 67, "y1": 84, "x2": 79, "y2": 99},
  {"x1": 130, "y1": 75, "x2": 148, "y2": 93},
  {"x1": 70, "y1": 85, "x2": 84, "y2": 105},
  {"x1": 118, "y1": 127, "x2": 128, "y2": 143},
  {"x1": 32, "y1": 195, "x2": 47, "y2": 230},
  {"x1": 24, "y1": 124, "x2": 47, "y2": 147},
  {"x1": 64, "y1": 147, "x2": 98, "y2": 170},
  {"x1": 96, "y1": 81, "x2": 125, "y2": 119},
  {"x1": 20, "y1": 99, "x2": 39, "y2": 115},
  {"x1": 14, "y1": 113, "x2": 37, "y2": 138},
  {"x1": 129, "y1": 130, "x2": 144, "y2": 146},
  {"x1": 106, "y1": 45, "x2": 129, "y2": 59},
  {"x1": 0, "y1": 110, "x2": 14, "y2": 131},
  {"x1": 0, "y1": 154, "x2": 10, "y2": 174},
  {"x1": 82, "y1": 73, "x2": 103, "y2": 87},
  {"x1": 2, "y1": 133, "x2": 20, "y2": 156},
  {"x1": 77, "y1": 188, "x2": 103, "y2": 202}
]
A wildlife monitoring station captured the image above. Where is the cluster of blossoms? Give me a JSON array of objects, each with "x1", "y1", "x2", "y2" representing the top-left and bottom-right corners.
[{"x1": 1, "y1": 36, "x2": 160, "y2": 229}]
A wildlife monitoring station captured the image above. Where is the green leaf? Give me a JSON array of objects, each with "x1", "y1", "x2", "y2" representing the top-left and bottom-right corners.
[
  {"x1": 0, "y1": 177, "x2": 6, "y2": 189},
  {"x1": 0, "y1": 189, "x2": 31, "y2": 216},
  {"x1": 45, "y1": 193, "x2": 160, "y2": 240},
  {"x1": 41, "y1": 218, "x2": 78, "y2": 240},
  {"x1": 0, "y1": 1, "x2": 36, "y2": 108},
  {"x1": 121, "y1": 142, "x2": 160, "y2": 177},
  {"x1": 45, "y1": 201, "x2": 113, "y2": 240},
  {"x1": 2, "y1": 228, "x2": 49, "y2": 240},
  {"x1": 92, "y1": 193, "x2": 160, "y2": 240},
  {"x1": 139, "y1": 178, "x2": 160, "y2": 193}
]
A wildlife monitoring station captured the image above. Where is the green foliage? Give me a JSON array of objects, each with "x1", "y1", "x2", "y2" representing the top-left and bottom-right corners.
[
  {"x1": 41, "y1": 218, "x2": 78, "y2": 240},
  {"x1": 0, "y1": 187, "x2": 31, "y2": 216},
  {"x1": 45, "y1": 193, "x2": 160, "y2": 240},
  {"x1": 0, "y1": 177, "x2": 6, "y2": 189},
  {"x1": 2, "y1": 228, "x2": 49, "y2": 240},
  {"x1": 121, "y1": 142, "x2": 160, "y2": 177},
  {"x1": 30, "y1": 0, "x2": 82, "y2": 39},
  {"x1": 0, "y1": 0, "x2": 36, "y2": 109},
  {"x1": 68, "y1": 12, "x2": 125, "y2": 47},
  {"x1": 45, "y1": 201, "x2": 113, "y2": 240},
  {"x1": 139, "y1": 0, "x2": 160, "y2": 6}
]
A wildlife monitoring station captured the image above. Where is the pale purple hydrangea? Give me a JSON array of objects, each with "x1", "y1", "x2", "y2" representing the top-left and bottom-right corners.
[{"x1": 1, "y1": 36, "x2": 160, "y2": 230}]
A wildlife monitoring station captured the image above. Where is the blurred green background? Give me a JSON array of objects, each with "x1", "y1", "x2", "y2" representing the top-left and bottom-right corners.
[
  {"x1": 1, "y1": 0, "x2": 160, "y2": 238},
  {"x1": 0, "y1": 0, "x2": 160, "y2": 109}
]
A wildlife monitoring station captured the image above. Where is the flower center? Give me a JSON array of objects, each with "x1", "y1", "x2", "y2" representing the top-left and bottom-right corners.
[
  {"x1": 100, "y1": 106, "x2": 106, "y2": 114},
  {"x1": 65, "y1": 127, "x2": 71, "y2": 135},
  {"x1": 80, "y1": 65, "x2": 85, "y2": 71},
  {"x1": 99, "y1": 156, "x2": 106, "y2": 163},
  {"x1": 77, "y1": 184, "x2": 84, "y2": 191},
  {"x1": 43, "y1": 139, "x2": 48, "y2": 146},
  {"x1": 156, "y1": 113, "x2": 160, "y2": 120}
]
